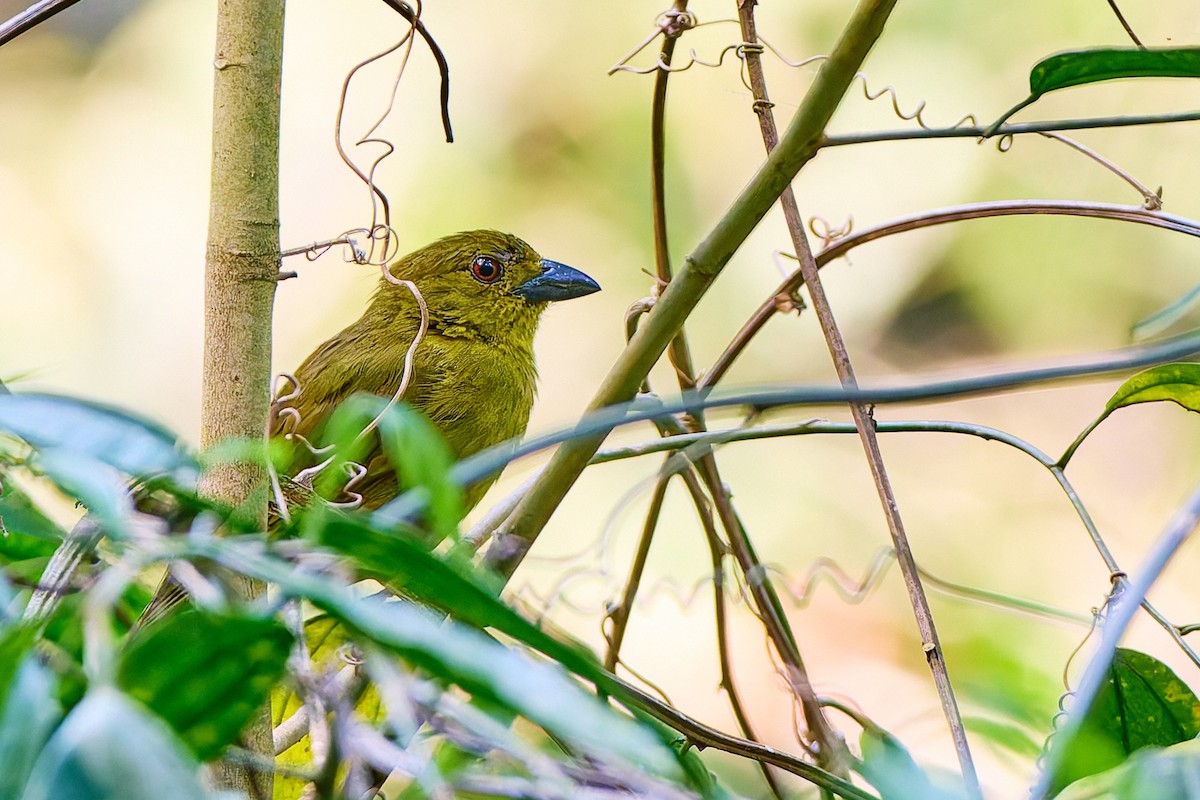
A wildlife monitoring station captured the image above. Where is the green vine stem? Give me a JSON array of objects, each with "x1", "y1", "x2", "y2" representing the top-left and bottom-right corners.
[{"x1": 821, "y1": 109, "x2": 1200, "y2": 147}]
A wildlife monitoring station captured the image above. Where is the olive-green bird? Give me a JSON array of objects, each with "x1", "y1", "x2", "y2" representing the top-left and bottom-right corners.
[
  {"x1": 276, "y1": 228, "x2": 600, "y2": 512},
  {"x1": 138, "y1": 230, "x2": 598, "y2": 627}
]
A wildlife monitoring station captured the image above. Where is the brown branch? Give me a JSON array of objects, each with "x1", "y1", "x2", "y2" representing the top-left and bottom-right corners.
[
  {"x1": 597, "y1": 413, "x2": 800, "y2": 797},
  {"x1": 702, "y1": 200, "x2": 1200, "y2": 391},
  {"x1": 737, "y1": 2, "x2": 978, "y2": 794},
  {"x1": 640, "y1": 4, "x2": 845, "y2": 769},
  {"x1": 612, "y1": 672, "x2": 879, "y2": 800}
]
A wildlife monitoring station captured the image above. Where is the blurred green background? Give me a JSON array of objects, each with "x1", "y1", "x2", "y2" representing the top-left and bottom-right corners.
[{"x1": 3, "y1": 1, "x2": 1200, "y2": 795}]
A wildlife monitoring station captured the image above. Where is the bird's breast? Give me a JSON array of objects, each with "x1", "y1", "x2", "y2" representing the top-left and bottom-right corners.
[{"x1": 412, "y1": 336, "x2": 538, "y2": 463}]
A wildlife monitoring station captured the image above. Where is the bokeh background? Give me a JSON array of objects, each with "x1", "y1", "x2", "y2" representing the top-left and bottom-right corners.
[{"x1": 3, "y1": 1, "x2": 1200, "y2": 795}]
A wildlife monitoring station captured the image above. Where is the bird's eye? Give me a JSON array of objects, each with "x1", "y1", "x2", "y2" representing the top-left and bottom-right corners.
[{"x1": 470, "y1": 256, "x2": 504, "y2": 284}]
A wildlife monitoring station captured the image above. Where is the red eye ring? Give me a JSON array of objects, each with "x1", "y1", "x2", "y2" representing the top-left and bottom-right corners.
[{"x1": 471, "y1": 256, "x2": 504, "y2": 284}]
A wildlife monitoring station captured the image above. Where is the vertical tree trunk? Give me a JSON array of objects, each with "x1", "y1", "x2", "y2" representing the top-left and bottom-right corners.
[{"x1": 203, "y1": 0, "x2": 286, "y2": 794}]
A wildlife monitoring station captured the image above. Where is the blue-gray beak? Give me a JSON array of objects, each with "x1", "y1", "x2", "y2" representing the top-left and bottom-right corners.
[{"x1": 512, "y1": 259, "x2": 600, "y2": 303}]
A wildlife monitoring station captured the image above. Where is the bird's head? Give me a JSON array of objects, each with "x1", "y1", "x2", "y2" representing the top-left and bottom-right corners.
[{"x1": 370, "y1": 230, "x2": 600, "y2": 346}]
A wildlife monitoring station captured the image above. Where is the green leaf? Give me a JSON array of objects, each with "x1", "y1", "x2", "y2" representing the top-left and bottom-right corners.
[
  {"x1": 1110, "y1": 739, "x2": 1200, "y2": 800},
  {"x1": 858, "y1": 727, "x2": 962, "y2": 800},
  {"x1": 1104, "y1": 363, "x2": 1200, "y2": 414},
  {"x1": 34, "y1": 451, "x2": 133, "y2": 537},
  {"x1": 0, "y1": 625, "x2": 37, "y2": 709},
  {"x1": 373, "y1": 400, "x2": 463, "y2": 540},
  {"x1": 307, "y1": 511, "x2": 627, "y2": 703},
  {"x1": 0, "y1": 654, "x2": 61, "y2": 800},
  {"x1": 21, "y1": 686, "x2": 206, "y2": 800},
  {"x1": 307, "y1": 508, "x2": 503, "y2": 610},
  {"x1": 323, "y1": 394, "x2": 464, "y2": 539},
  {"x1": 1060, "y1": 363, "x2": 1200, "y2": 466},
  {"x1": 1132, "y1": 284, "x2": 1200, "y2": 341},
  {"x1": 0, "y1": 479, "x2": 65, "y2": 548},
  {"x1": 0, "y1": 394, "x2": 195, "y2": 479},
  {"x1": 117, "y1": 610, "x2": 292, "y2": 760},
  {"x1": 1048, "y1": 648, "x2": 1200, "y2": 795},
  {"x1": 1057, "y1": 739, "x2": 1200, "y2": 800},
  {"x1": 962, "y1": 716, "x2": 1041, "y2": 760},
  {"x1": 0, "y1": 479, "x2": 62, "y2": 582},
  {"x1": 212, "y1": 540, "x2": 683, "y2": 779},
  {"x1": 1029, "y1": 47, "x2": 1200, "y2": 97},
  {"x1": 307, "y1": 511, "x2": 709, "y2": 783},
  {"x1": 985, "y1": 47, "x2": 1200, "y2": 134}
]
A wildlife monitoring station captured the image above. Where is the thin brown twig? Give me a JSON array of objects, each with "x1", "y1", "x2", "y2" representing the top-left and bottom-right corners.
[
  {"x1": 610, "y1": 671, "x2": 878, "y2": 800},
  {"x1": 1037, "y1": 132, "x2": 1160, "y2": 209},
  {"x1": 0, "y1": 0, "x2": 81, "y2": 48},
  {"x1": 594, "y1": 396, "x2": 794, "y2": 798},
  {"x1": 616, "y1": 307, "x2": 812, "y2": 792},
  {"x1": 626, "y1": 0, "x2": 806, "y2": 774},
  {"x1": 333, "y1": 8, "x2": 420, "y2": 264},
  {"x1": 580, "y1": 352, "x2": 806, "y2": 796},
  {"x1": 375, "y1": 0, "x2": 454, "y2": 141},
  {"x1": 639, "y1": 0, "x2": 842, "y2": 771},
  {"x1": 602, "y1": 470, "x2": 670, "y2": 671},
  {"x1": 737, "y1": 2, "x2": 978, "y2": 794},
  {"x1": 695, "y1": 454, "x2": 845, "y2": 762},
  {"x1": 1104, "y1": 0, "x2": 1144, "y2": 48},
  {"x1": 333, "y1": 0, "x2": 454, "y2": 267},
  {"x1": 686, "y1": 467, "x2": 787, "y2": 799},
  {"x1": 649, "y1": 0, "x2": 700, "y2": 394},
  {"x1": 602, "y1": 294, "x2": 680, "y2": 673}
]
